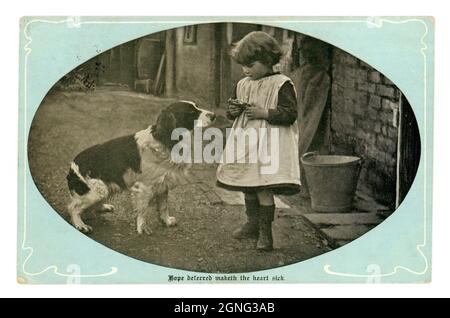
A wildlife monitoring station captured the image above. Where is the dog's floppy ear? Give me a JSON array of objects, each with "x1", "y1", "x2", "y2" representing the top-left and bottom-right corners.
[{"x1": 152, "y1": 110, "x2": 177, "y2": 149}]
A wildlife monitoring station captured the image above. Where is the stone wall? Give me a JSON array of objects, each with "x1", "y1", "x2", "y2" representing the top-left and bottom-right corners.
[{"x1": 331, "y1": 48, "x2": 401, "y2": 206}]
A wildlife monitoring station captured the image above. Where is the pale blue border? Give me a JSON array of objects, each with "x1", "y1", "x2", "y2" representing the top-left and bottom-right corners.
[{"x1": 18, "y1": 16, "x2": 434, "y2": 284}]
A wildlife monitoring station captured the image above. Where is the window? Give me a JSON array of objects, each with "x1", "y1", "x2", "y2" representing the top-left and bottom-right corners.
[{"x1": 183, "y1": 25, "x2": 197, "y2": 44}]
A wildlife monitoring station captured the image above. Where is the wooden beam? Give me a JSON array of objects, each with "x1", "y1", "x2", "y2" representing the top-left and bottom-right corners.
[{"x1": 165, "y1": 30, "x2": 176, "y2": 97}]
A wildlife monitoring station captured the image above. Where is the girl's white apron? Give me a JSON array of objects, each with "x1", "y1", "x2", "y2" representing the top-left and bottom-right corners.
[{"x1": 217, "y1": 74, "x2": 301, "y2": 188}]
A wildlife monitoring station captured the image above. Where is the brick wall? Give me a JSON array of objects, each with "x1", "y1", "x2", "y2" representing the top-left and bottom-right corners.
[{"x1": 331, "y1": 48, "x2": 400, "y2": 206}]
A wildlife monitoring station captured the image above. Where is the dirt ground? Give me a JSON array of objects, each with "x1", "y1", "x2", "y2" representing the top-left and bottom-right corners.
[{"x1": 27, "y1": 87, "x2": 331, "y2": 273}]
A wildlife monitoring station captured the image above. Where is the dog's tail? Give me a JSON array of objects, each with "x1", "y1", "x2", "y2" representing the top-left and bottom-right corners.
[{"x1": 67, "y1": 162, "x2": 90, "y2": 195}]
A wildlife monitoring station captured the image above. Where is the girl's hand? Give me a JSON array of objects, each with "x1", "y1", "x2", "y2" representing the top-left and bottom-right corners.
[
  {"x1": 228, "y1": 104, "x2": 243, "y2": 117},
  {"x1": 245, "y1": 106, "x2": 268, "y2": 120}
]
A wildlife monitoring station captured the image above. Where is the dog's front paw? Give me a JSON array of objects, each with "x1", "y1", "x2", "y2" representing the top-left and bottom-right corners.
[
  {"x1": 164, "y1": 216, "x2": 177, "y2": 227},
  {"x1": 137, "y1": 224, "x2": 152, "y2": 235},
  {"x1": 137, "y1": 217, "x2": 152, "y2": 235},
  {"x1": 74, "y1": 221, "x2": 93, "y2": 233}
]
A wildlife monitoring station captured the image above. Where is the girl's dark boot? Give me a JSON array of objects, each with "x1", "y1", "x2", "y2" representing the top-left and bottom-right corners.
[
  {"x1": 232, "y1": 199, "x2": 259, "y2": 239},
  {"x1": 256, "y1": 205, "x2": 275, "y2": 251}
]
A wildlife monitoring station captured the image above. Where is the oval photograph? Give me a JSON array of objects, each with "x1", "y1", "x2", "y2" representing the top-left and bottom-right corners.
[{"x1": 27, "y1": 23, "x2": 421, "y2": 273}]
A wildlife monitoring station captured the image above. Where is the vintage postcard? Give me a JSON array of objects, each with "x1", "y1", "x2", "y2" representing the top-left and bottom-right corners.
[{"x1": 18, "y1": 16, "x2": 433, "y2": 284}]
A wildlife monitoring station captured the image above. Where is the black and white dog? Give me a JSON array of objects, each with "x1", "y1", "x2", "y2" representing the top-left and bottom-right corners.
[{"x1": 67, "y1": 101, "x2": 216, "y2": 235}]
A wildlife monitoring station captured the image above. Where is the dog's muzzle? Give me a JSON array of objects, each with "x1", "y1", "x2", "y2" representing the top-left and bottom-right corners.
[{"x1": 197, "y1": 111, "x2": 216, "y2": 127}]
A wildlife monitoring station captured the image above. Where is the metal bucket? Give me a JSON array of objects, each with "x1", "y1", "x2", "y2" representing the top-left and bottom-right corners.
[{"x1": 301, "y1": 152, "x2": 362, "y2": 212}]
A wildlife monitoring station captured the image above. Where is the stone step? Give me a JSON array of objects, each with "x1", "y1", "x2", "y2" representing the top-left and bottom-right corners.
[
  {"x1": 322, "y1": 225, "x2": 374, "y2": 241},
  {"x1": 303, "y1": 213, "x2": 382, "y2": 226},
  {"x1": 203, "y1": 191, "x2": 223, "y2": 205},
  {"x1": 354, "y1": 188, "x2": 390, "y2": 212}
]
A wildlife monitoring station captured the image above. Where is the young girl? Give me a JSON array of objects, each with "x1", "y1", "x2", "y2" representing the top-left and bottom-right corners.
[{"x1": 216, "y1": 31, "x2": 301, "y2": 251}]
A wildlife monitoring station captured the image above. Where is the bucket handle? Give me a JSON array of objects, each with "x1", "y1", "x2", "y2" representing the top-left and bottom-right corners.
[
  {"x1": 301, "y1": 151, "x2": 318, "y2": 163},
  {"x1": 302, "y1": 151, "x2": 317, "y2": 160}
]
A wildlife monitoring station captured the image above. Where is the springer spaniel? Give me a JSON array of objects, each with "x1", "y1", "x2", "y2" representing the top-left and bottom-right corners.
[{"x1": 66, "y1": 101, "x2": 216, "y2": 235}]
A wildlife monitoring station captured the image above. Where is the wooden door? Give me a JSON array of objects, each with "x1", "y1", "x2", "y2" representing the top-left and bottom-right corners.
[{"x1": 135, "y1": 32, "x2": 165, "y2": 94}]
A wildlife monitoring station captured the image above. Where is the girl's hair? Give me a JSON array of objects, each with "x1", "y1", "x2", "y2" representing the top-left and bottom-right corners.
[{"x1": 231, "y1": 31, "x2": 282, "y2": 67}]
